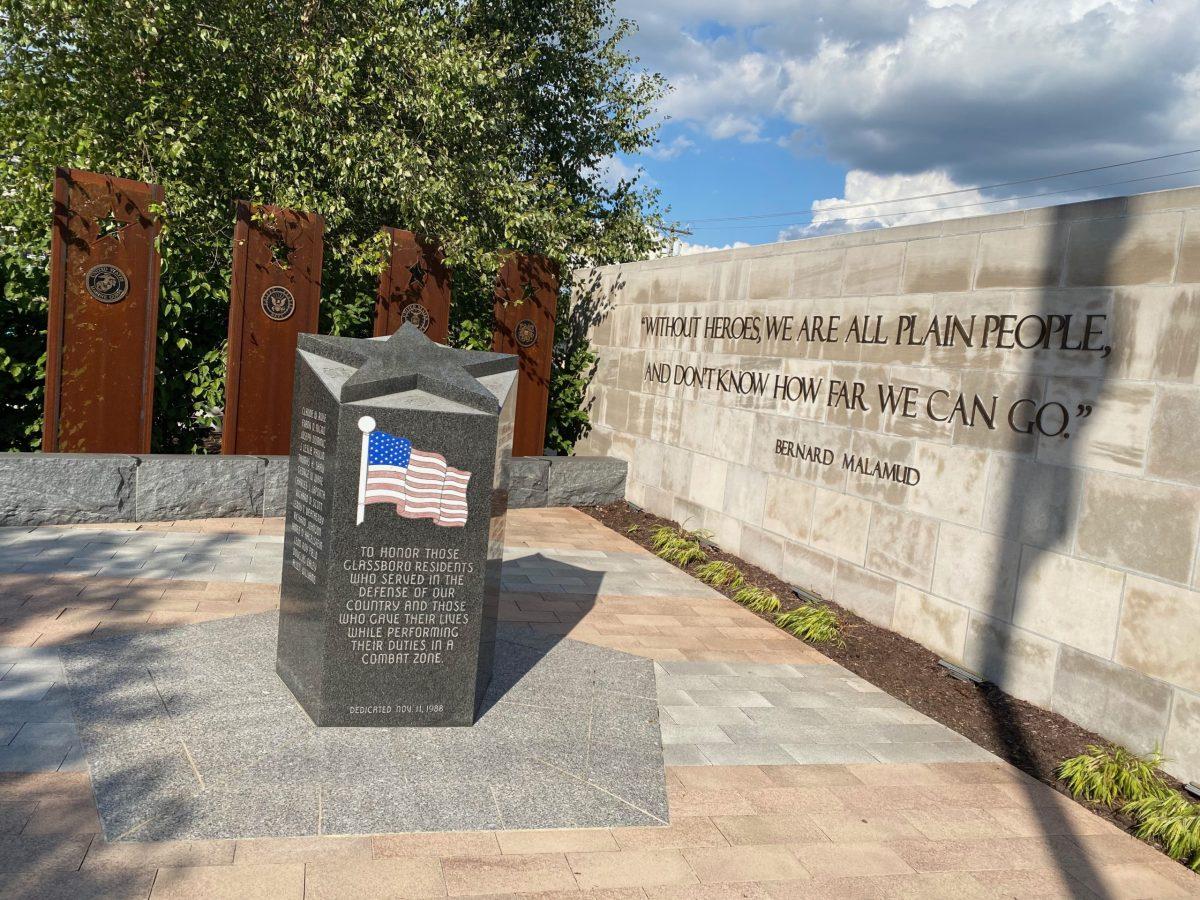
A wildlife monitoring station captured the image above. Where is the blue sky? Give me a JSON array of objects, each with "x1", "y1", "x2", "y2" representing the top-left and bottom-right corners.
[{"x1": 608, "y1": 0, "x2": 1200, "y2": 251}]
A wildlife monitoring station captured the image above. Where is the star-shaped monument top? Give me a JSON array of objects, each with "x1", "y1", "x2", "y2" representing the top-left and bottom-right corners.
[{"x1": 299, "y1": 324, "x2": 515, "y2": 412}]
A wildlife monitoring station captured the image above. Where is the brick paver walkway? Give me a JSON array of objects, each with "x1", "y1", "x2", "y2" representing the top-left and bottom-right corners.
[{"x1": 0, "y1": 508, "x2": 1197, "y2": 898}]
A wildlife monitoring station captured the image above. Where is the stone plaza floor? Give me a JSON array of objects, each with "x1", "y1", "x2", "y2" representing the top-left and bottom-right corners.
[{"x1": 0, "y1": 508, "x2": 1198, "y2": 898}]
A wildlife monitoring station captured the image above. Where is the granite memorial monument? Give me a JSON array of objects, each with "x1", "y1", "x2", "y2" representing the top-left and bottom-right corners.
[{"x1": 276, "y1": 324, "x2": 518, "y2": 726}]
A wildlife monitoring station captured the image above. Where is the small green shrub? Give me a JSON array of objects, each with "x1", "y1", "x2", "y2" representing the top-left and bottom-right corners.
[
  {"x1": 649, "y1": 525, "x2": 677, "y2": 552},
  {"x1": 649, "y1": 524, "x2": 709, "y2": 567},
  {"x1": 1125, "y1": 792, "x2": 1200, "y2": 870},
  {"x1": 1058, "y1": 745, "x2": 1167, "y2": 807},
  {"x1": 732, "y1": 585, "x2": 781, "y2": 614},
  {"x1": 626, "y1": 524, "x2": 640, "y2": 535},
  {"x1": 775, "y1": 604, "x2": 843, "y2": 646},
  {"x1": 695, "y1": 560, "x2": 745, "y2": 590}
]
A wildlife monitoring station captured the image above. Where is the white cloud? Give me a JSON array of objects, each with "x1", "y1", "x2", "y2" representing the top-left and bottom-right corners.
[
  {"x1": 657, "y1": 238, "x2": 752, "y2": 256},
  {"x1": 619, "y1": 0, "x2": 1200, "y2": 189},
  {"x1": 779, "y1": 168, "x2": 1013, "y2": 239},
  {"x1": 644, "y1": 135, "x2": 696, "y2": 160}
]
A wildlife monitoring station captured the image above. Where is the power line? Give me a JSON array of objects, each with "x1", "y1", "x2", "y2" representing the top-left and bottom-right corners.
[
  {"x1": 687, "y1": 165, "x2": 1200, "y2": 232},
  {"x1": 682, "y1": 148, "x2": 1200, "y2": 225}
]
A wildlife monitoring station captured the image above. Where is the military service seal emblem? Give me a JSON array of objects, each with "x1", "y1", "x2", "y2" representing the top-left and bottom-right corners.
[
  {"x1": 85, "y1": 264, "x2": 129, "y2": 304},
  {"x1": 515, "y1": 318, "x2": 538, "y2": 348},
  {"x1": 261, "y1": 286, "x2": 296, "y2": 321}
]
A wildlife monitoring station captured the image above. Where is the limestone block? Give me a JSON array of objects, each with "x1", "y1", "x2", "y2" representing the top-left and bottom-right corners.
[
  {"x1": 677, "y1": 265, "x2": 715, "y2": 303},
  {"x1": 1148, "y1": 386, "x2": 1200, "y2": 486},
  {"x1": 1125, "y1": 185, "x2": 1200, "y2": 216},
  {"x1": 616, "y1": 350, "x2": 647, "y2": 392},
  {"x1": 604, "y1": 389, "x2": 631, "y2": 434},
  {"x1": 751, "y1": 411, "x2": 848, "y2": 489},
  {"x1": 810, "y1": 487, "x2": 872, "y2": 566},
  {"x1": 931, "y1": 523, "x2": 1021, "y2": 620},
  {"x1": 737, "y1": 524, "x2": 785, "y2": 575},
  {"x1": 941, "y1": 210, "x2": 1026, "y2": 235},
  {"x1": 1052, "y1": 647, "x2": 1173, "y2": 756},
  {"x1": 791, "y1": 249, "x2": 845, "y2": 299},
  {"x1": 135, "y1": 455, "x2": 265, "y2": 521},
  {"x1": 627, "y1": 269, "x2": 678, "y2": 305},
  {"x1": 748, "y1": 255, "x2": 793, "y2": 300},
  {"x1": 1178, "y1": 210, "x2": 1200, "y2": 284},
  {"x1": 951, "y1": 371, "x2": 1043, "y2": 456},
  {"x1": 0, "y1": 453, "x2": 136, "y2": 525},
  {"x1": 625, "y1": 393, "x2": 657, "y2": 438},
  {"x1": 893, "y1": 585, "x2": 969, "y2": 662},
  {"x1": 834, "y1": 561, "x2": 898, "y2": 628},
  {"x1": 687, "y1": 453, "x2": 727, "y2": 510},
  {"x1": 1065, "y1": 211, "x2": 1181, "y2": 287},
  {"x1": 865, "y1": 505, "x2": 938, "y2": 590},
  {"x1": 714, "y1": 258, "x2": 749, "y2": 302},
  {"x1": 1001, "y1": 288, "x2": 1111, "y2": 379},
  {"x1": 982, "y1": 457, "x2": 1079, "y2": 552},
  {"x1": 1024, "y1": 195, "x2": 1126, "y2": 225},
  {"x1": 776, "y1": 537, "x2": 837, "y2": 600},
  {"x1": 901, "y1": 234, "x2": 977, "y2": 294},
  {"x1": 841, "y1": 241, "x2": 905, "y2": 296},
  {"x1": 975, "y1": 224, "x2": 1068, "y2": 289},
  {"x1": 862, "y1": 295, "x2": 936, "y2": 367},
  {"x1": 1012, "y1": 549, "x2": 1124, "y2": 657},
  {"x1": 1107, "y1": 285, "x2": 1200, "y2": 383},
  {"x1": 843, "y1": 430, "x2": 916, "y2": 508},
  {"x1": 628, "y1": 439, "x2": 665, "y2": 490},
  {"x1": 722, "y1": 465, "x2": 768, "y2": 527},
  {"x1": 1115, "y1": 576, "x2": 1200, "y2": 694},
  {"x1": 546, "y1": 457, "x2": 627, "y2": 507},
  {"x1": 908, "y1": 442, "x2": 988, "y2": 528},
  {"x1": 1037, "y1": 377, "x2": 1154, "y2": 476},
  {"x1": 262, "y1": 456, "x2": 290, "y2": 516},
  {"x1": 962, "y1": 613, "x2": 1060, "y2": 708},
  {"x1": 762, "y1": 474, "x2": 816, "y2": 543},
  {"x1": 1076, "y1": 472, "x2": 1200, "y2": 583},
  {"x1": 713, "y1": 405, "x2": 758, "y2": 466},
  {"x1": 1163, "y1": 689, "x2": 1200, "y2": 784},
  {"x1": 701, "y1": 508, "x2": 743, "y2": 556}
]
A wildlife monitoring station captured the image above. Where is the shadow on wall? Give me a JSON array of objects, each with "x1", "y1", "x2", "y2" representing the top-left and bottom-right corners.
[{"x1": 976, "y1": 204, "x2": 1125, "y2": 899}]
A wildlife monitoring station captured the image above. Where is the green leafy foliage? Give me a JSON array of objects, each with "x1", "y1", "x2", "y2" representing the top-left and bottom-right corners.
[
  {"x1": 1125, "y1": 792, "x2": 1200, "y2": 870},
  {"x1": 775, "y1": 604, "x2": 843, "y2": 646},
  {"x1": 695, "y1": 560, "x2": 745, "y2": 590},
  {"x1": 0, "y1": 0, "x2": 668, "y2": 451},
  {"x1": 649, "y1": 524, "x2": 708, "y2": 567},
  {"x1": 732, "y1": 585, "x2": 780, "y2": 614},
  {"x1": 1058, "y1": 745, "x2": 1167, "y2": 807}
]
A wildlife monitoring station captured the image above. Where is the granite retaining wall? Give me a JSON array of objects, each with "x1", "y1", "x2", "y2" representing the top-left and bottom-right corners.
[{"x1": 0, "y1": 454, "x2": 625, "y2": 525}]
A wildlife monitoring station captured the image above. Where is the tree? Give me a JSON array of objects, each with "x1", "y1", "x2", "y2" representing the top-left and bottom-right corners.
[{"x1": 0, "y1": 0, "x2": 665, "y2": 451}]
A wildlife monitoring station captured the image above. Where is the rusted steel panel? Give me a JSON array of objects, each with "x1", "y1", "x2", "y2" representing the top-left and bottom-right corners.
[
  {"x1": 492, "y1": 253, "x2": 559, "y2": 457},
  {"x1": 43, "y1": 168, "x2": 163, "y2": 453},
  {"x1": 374, "y1": 228, "x2": 451, "y2": 343},
  {"x1": 222, "y1": 202, "x2": 324, "y2": 455}
]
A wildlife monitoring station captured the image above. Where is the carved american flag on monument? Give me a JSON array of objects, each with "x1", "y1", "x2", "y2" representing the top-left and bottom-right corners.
[{"x1": 355, "y1": 416, "x2": 471, "y2": 527}]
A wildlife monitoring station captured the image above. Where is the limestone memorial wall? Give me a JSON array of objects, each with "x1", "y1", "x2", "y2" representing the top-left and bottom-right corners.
[{"x1": 574, "y1": 186, "x2": 1200, "y2": 783}]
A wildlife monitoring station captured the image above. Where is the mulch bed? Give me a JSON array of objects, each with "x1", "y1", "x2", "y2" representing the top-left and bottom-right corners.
[{"x1": 584, "y1": 500, "x2": 1195, "y2": 860}]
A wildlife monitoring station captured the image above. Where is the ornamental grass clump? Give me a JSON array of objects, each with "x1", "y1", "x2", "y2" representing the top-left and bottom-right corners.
[
  {"x1": 649, "y1": 525, "x2": 708, "y2": 567},
  {"x1": 695, "y1": 560, "x2": 745, "y2": 590},
  {"x1": 1125, "y1": 792, "x2": 1200, "y2": 871},
  {"x1": 1058, "y1": 744, "x2": 1167, "y2": 807},
  {"x1": 732, "y1": 585, "x2": 781, "y2": 614},
  {"x1": 775, "y1": 603, "x2": 843, "y2": 647}
]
